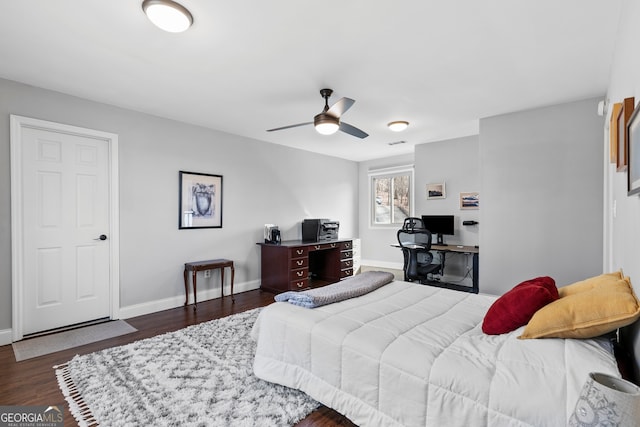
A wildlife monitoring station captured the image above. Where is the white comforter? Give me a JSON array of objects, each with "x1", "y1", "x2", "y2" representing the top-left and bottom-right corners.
[{"x1": 252, "y1": 281, "x2": 620, "y2": 427}]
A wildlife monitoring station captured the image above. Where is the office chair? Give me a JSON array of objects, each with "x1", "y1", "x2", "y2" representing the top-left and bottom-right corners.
[
  {"x1": 402, "y1": 217, "x2": 424, "y2": 231},
  {"x1": 397, "y1": 228, "x2": 443, "y2": 283}
]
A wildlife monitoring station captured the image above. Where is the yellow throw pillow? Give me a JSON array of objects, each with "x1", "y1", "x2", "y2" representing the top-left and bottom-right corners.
[
  {"x1": 519, "y1": 276, "x2": 640, "y2": 339},
  {"x1": 557, "y1": 270, "x2": 623, "y2": 298}
]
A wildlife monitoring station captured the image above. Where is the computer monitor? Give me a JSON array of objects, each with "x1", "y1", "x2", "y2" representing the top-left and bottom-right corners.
[{"x1": 421, "y1": 215, "x2": 455, "y2": 245}]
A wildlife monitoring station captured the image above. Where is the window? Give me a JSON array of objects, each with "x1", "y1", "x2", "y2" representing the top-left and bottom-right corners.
[{"x1": 370, "y1": 166, "x2": 413, "y2": 226}]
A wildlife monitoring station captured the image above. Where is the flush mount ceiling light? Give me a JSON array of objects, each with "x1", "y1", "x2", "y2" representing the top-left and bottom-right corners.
[
  {"x1": 314, "y1": 113, "x2": 340, "y2": 135},
  {"x1": 142, "y1": 0, "x2": 193, "y2": 33},
  {"x1": 388, "y1": 121, "x2": 409, "y2": 132}
]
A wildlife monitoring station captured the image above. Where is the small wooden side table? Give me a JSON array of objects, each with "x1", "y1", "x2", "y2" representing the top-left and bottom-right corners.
[{"x1": 183, "y1": 259, "x2": 235, "y2": 309}]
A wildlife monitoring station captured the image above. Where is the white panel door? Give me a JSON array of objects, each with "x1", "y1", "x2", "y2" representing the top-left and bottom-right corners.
[{"x1": 20, "y1": 127, "x2": 111, "y2": 335}]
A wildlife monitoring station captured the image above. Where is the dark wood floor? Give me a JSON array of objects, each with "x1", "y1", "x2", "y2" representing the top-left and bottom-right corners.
[{"x1": 0, "y1": 290, "x2": 356, "y2": 427}]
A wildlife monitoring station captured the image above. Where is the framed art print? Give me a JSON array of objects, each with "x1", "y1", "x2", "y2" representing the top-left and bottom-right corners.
[
  {"x1": 460, "y1": 192, "x2": 479, "y2": 210},
  {"x1": 627, "y1": 104, "x2": 640, "y2": 196},
  {"x1": 617, "y1": 97, "x2": 635, "y2": 172},
  {"x1": 179, "y1": 171, "x2": 223, "y2": 229},
  {"x1": 426, "y1": 183, "x2": 446, "y2": 199},
  {"x1": 610, "y1": 102, "x2": 622, "y2": 164}
]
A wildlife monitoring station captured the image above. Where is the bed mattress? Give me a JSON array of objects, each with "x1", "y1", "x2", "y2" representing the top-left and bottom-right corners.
[{"x1": 252, "y1": 281, "x2": 620, "y2": 427}]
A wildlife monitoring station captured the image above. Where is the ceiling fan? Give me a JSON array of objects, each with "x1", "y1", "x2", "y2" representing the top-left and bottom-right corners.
[{"x1": 267, "y1": 89, "x2": 369, "y2": 139}]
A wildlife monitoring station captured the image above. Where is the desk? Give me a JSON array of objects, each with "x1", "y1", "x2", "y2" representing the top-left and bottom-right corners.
[
  {"x1": 393, "y1": 243, "x2": 479, "y2": 293},
  {"x1": 183, "y1": 259, "x2": 235, "y2": 309},
  {"x1": 431, "y1": 245, "x2": 479, "y2": 294}
]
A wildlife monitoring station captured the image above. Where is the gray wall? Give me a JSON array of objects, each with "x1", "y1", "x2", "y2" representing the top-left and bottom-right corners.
[
  {"x1": 414, "y1": 135, "x2": 480, "y2": 244},
  {"x1": 359, "y1": 100, "x2": 603, "y2": 296},
  {"x1": 479, "y1": 98, "x2": 604, "y2": 295},
  {"x1": 0, "y1": 78, "x2": 358, "y2": 333},
  {"x1": 414, "y1": 135, "x2": 480, "y2": 286},
  {"x1": 604, "y1": 0, "x2": 640, "y2": 380},
  {"x1": 357, "y1": 136, "x2": 479, "y2": 286}
]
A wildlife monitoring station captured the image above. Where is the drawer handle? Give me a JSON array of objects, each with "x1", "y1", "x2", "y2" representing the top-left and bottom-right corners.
[
  {"x1": 296, "y1": 260, "x2": 304, "y2": 266},
  {"x1": 296, "y1": 249, "x2": 304, "y2": 255},
  {"x1": 296, "y1": 271, "x2": 304, "y2": 277},
  {"x1": 331, "y1": 243, "x2": 336, "y2": 248},
  {"x1": 345, "y1": 261, "x2": 352, "y2": 266},
  {"x1": 314, "y1": 245, "x2": 321, "y2": 250},
  {"x1": 297, "y1": 282, "x2": 304, "y2": 288}
]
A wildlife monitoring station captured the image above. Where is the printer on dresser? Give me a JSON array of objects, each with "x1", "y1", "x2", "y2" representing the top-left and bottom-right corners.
[
  {"x1": 302, "y1": 218, "x2": 339, "y2": 242},
  {"x1": 258, "y1": 219, "x2": 353, "y2": 293}
]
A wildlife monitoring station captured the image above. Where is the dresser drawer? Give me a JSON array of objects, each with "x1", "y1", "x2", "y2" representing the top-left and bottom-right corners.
[
  {"x1": 340, "y1": 259, "x2": 353, "y2": 269},
  {"x1": 290, "y1": 278, "x2": 309, "y2": 290},
  {"x1": 340, "y1": 268, "x2": 353, "y2": 278},
  {"x1": 340, "y1": 241, "x2": 352, "y2": 250},
  {"x1": 290, "y1": 257, "x2": 308, "y2": 269},
  {"x1": 309, "y1": 242, "x2": 339, "y2": 251},
  {"x1": 290, "y1": 246, "x2": 308, "y2": 258},
  {"x1": 290, "y1": 268, "x2": 308, "y2": 280},
  {"x1": 340, "y1": 250, "x2": 353, "y2": 259}
]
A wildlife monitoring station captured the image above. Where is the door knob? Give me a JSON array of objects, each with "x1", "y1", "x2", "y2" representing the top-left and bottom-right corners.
[{"x1": 94, "y1": 234, "x2": 107, "y2": 241}]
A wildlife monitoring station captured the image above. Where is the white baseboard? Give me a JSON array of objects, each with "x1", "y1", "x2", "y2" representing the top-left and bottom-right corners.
[
  {"x1": 0, "y1": 329, "x2": 12, "y2": 346},
  {"x1": 360, "y1": 259, "x2": 404, "y2": 270},
  {"x1": 118, "y1": 279, "x2": 261, "y2": 320}
]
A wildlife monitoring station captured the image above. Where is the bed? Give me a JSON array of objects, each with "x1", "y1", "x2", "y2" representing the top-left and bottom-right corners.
[{"x1": 252, "y1": 280, "x2": 624, "y2": 427}]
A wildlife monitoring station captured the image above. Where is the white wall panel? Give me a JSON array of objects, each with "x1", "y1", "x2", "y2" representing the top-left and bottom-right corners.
[{"x1": 36, "y1": 247, "x2": 62, "y2": 307}]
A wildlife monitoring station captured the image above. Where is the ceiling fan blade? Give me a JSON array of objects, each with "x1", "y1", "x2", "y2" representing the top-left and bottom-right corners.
[
  {"x1": 266, "y1": 122, "x2": 313, "y2": 132},
  {"x1": 339, "y1": 122, "x2": 369, "y2": 139},
  {"x1": 327, "y1": 97, "x2": 355, "y2": 117}
]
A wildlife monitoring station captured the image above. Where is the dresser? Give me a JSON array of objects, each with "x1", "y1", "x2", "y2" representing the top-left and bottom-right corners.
[{"x1": 258, "y1": 239, "x2": 353, "y2": 293}]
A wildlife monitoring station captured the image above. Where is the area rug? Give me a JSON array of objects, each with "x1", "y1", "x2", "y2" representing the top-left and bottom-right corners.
[
  {"x1": 13, "y1": 320, "x2": 137, "y2": 362},
  {"x1": 54, "y1": 308, "x2": 319, "y2": 426}
]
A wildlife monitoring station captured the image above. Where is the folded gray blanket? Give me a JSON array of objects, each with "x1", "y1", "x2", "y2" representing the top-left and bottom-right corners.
[{"x1": 274, "y1": 271, "x2": 395, "y2": 308}]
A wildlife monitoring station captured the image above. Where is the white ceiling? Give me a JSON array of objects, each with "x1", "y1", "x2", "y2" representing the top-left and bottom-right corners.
[{"x1": 0, "y1": 1, "x2": 622, "y2": 161}]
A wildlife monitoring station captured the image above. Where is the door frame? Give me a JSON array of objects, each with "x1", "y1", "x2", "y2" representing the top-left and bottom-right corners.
[{"x1": 10, "y1": 115, "x2": 120, "y2": 341}]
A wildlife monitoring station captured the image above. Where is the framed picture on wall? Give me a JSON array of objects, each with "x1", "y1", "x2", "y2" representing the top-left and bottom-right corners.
[
  {"x1": 460, "y1": 192, "x2": 479, "y2": 210},
  {"x1": 179, "y1": 171, "x2": 223, "y2": 229},
  {"x1": 609, "y1": 102, "x2": 622, "y2": 164},
  {"x1": 627, "y1": 104, "x2": 640, "y2": 196},
  {"x1": 617, "y1": 97, "x2": 635, "y2": 172},
  {"x1": 426, "y1": 183, "x2": 446, "y2": 199}
]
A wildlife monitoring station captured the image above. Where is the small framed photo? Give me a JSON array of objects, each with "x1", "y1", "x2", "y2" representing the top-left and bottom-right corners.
[
  {"x1": 617, "y1": 97, "x2": 635, "y2": 172},
  {"x1": 179, "y1": 171, "x2": 223, "y2": 229},
  {"x1": 460, "y1": 192, "x2": 479, "y2": 210},
  {"x1": 427, "y1": 183, "x2": 446, "y2": 199},
  {"x1": 627, "y1": 104, "x2": 640, "y2": 196},
  {"x1": 610, "y1": 102, "x2": 622, "y2": 164}
]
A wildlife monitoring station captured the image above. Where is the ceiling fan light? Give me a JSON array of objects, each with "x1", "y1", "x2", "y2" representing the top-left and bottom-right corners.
[
  {"x1": 315, "y1": 122, "x2": 339, "y2": 135},
  {"x1": 388, "y1": 121, "x2": 409, "y2": 132},
  {"x1": 314, "y1": 114, "x2": 339, "y2": 135},
  {"x1": 142, "y1": 0, "x2": 193, "y2": 33}
]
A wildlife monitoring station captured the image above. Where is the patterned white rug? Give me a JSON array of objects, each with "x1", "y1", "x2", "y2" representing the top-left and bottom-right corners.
[{"x1": 55, "y1": 308, "x2": 319, "y2": 426}]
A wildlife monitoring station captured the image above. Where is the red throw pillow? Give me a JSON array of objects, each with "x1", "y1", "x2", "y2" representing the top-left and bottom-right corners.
[
  {"x1": 513, "y1": 276, "x2": 559, "y2": 300},
  {"x1": 482, "y1": 277, "x2": 559, "y2": 335}
]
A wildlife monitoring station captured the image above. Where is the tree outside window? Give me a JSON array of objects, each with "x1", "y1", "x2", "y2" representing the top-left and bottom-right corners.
[{"x1": 371, "y1": 169, "x2": 412, "y2": 225}]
